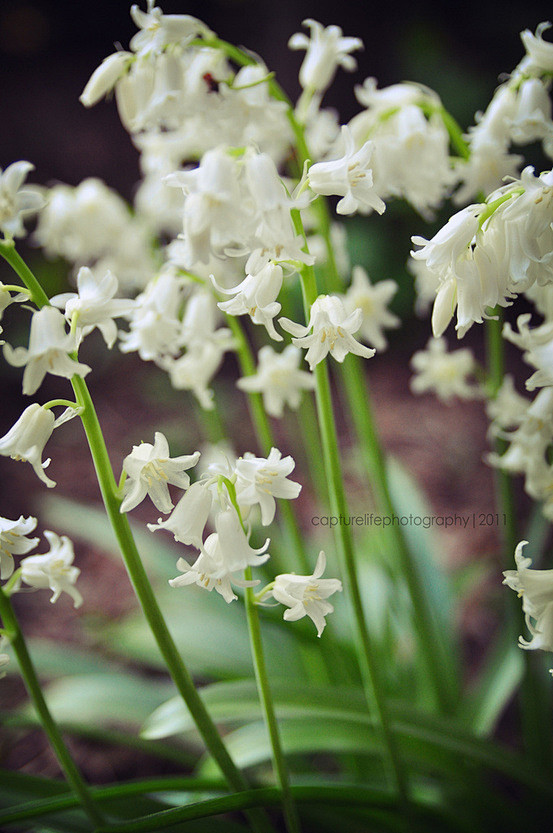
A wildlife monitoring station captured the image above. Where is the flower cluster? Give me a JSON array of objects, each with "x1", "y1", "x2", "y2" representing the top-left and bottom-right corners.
[
  {"x1": 123, "y1": 436, "x2": 342, "y2": 634},
  {"x1": 0, "y1": 516, "x2": 81, "y2": 608}
]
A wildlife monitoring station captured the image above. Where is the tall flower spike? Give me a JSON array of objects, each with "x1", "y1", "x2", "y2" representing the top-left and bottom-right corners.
[
  {"x1": 120, "y1": 432, "x2": 200, "y2": 514},
  {"x1": 271, "y1": 551, "x2": 342, "y2": 637},
  {"x1": 3, "y1": 307, "x2": 91, "y2": 396}
]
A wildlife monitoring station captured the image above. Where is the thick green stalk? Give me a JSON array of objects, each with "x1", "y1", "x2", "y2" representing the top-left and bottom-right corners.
[
  {"x1": 245, "y1": 573, "x2": 302, "y2": 833},
  {"x1": 0, "y1": 588, "x2": 104, "y2": 829},
  {"x1": 222, "y1": 479, "x2": 300, "y2": 832},
  {"x1": 339, "y1": 355, "x2": 459, "y2": 715},
  {"x1": 294, "y1": 243, "x2": 407, "y2": 801},
  {"x1": 227, "y1": 313, "x2": 312, "y2": 575}
]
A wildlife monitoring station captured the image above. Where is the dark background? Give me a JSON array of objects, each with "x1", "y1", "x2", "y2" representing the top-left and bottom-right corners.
[{"x1": 2, "y1": 0, "x2": 553, "y2": 197}]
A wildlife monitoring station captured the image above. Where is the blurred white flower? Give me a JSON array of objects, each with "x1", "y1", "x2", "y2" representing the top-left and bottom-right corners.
[
  {"x1": 20, "y1": 531, "x2": 82, "y2": 608},
  {"x1": 342, "y1": 267, "x2": 399, "y2": 351},
  {"x1": 237, "y1": 345, "x2": 315, "y2": 418},
  {"x1": 410, "y1": 337, "x2": 481, "y2": 402}
]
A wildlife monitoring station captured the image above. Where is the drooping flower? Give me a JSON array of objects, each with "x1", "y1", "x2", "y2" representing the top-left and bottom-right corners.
[
  {"x1": 0, "y1": 161, "x2": 44, "y2": 238},
  {"x1": 503, "y1": 540, "x2": 553, "y2": 652},
  {"x1": 308, "y1": 126, "x2": 385, "y2": 216},
  {"x1": 79, "y1": 51, "x2": 134, "y2": 107},
  {"x1": 129, "y1": 1, "x2": 212, "y2": 56},
  {"x1": 148, "y1": 481, "x2": 213, "y2": 547},
  {"x1": 270, "y1": 551, "x2": 342, "y2": 637},
  {"x1": 50, "y1": 266, "x2": 134, "y2": 349},
  {"x1": 279, "y1": 294, "x2": 375, "y2": 370},
  {"x1": 0, "y1": 403, "x2": 79, "y2": 488},
  {"x1": 235, "y1": 448, "x2": 301, "y2": 526},
  {"x1": 120, "y1": 432, "x2": 200, "y2": 514},
  {"x1": 0, "y1": 515, "x2": 39, "y2": 580},
  {"x1": 288, "y1": 19, "x2": 362, "y2": 93},
  {"x1": 3, "y1": 307, "x2": 91, "y2": 396},
  {"x1": 217, "y1": 262, "x2": 284, "y2": 341},
  {"x1": 19, "y1": 531, "x2": 82, "y2": 608},
  {"x1": 236, "y1": 345, "x2": 315, "y2": 418},
  {"x1": 169, "y1": 508, "x2": 270, "y2": 603}
]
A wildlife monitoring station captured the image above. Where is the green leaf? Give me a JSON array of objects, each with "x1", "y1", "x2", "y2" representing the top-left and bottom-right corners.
[
  {"x1": 459, "y1": 629, "x2": 523, "y2": 735},
  {"x1": 385, "y1": 457, "x2": 461, "y2": 701},
  {"x1": 19, "y1": 672, "x2": 175, "y2": 729}
]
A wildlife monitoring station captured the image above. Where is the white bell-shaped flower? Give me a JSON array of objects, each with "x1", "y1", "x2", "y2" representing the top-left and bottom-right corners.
[
  {"x1": 148, "y1": 481, "x2": 213, "y2": 547},
  {"x1": 20, "y1": 531, "x2": 82, "y2": 608},
  {"x1": 0, "y1": 403, "x2": 78, "y2": 488},
  {"x1": 0, "y1": 514, "x2": 38, "y2": 580},
  {"x1": 271, "y1": 551, "x2": 342, "y2": 637},
  {"x1": 280, "y1": 294, "x2": 375, "y2": 370},
  {"x1": 0, "y1": 161, "x2": 44, "y2": 238},
  {"x1": 288, "y1": 19, "x2": 362, "y2": 93},
  {"x1": 120, "y1": 432, "x2": 200, "y2": 514},
  {"x1": 503, "y1": 540, "x2": 553, "y2": 652},
  {"x1": 3, "y1": 307, "x2": 91, "y2": 396},
  {"x1": 235, "y1": 447, "x2": 301, "y2": 526}
]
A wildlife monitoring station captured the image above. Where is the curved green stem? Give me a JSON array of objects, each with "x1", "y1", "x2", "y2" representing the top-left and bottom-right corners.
[
  {"x1": 339, "y1": 355, "x2": 460, "y2": 715},
  {"x1": 291, "y1": 221, "x2": 407, "y2": 801},
  {"x1": 222, "y1": 479, "x2": 301, "y2": 833},
  {"x1": 0, "y1": 240, "x2": 50, "y2": 307},
  {"x1": 70, "y1": 376, "x2": 273, "y2": 833},
  {"x1": 0, "y1": 588, "x2": 104, "y2": 829},
  {"x1": 245, "y1": 573, "x2": 302, "y2": 833},
  {"x1": 0, "y1": 243, "x2": 273, "y2": 833}
]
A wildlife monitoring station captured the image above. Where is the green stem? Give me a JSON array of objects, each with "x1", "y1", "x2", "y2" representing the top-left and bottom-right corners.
[
  {"x1": 0, "y1": 239, "x2": 50, "y2": 307},
  {"x1": 221, "y1": 479, "x2": 300, "y2": 832},
  {"x1": 293, "y1": 232, "x2": 407, "y2": 801},
  {"x1": 339, "y1": 355, "x2": 459, "y2": 715},
  {"x1": 227, "y1": 313, "x2": 312, "y2": 575},
  {"x1": 245, "y1": 573, "x2": 302, "y2": 833},
  {"x1": 70, "y1": 376, "x2": 272, "y2": 833},
  {"x1": 0, "y1": 588, "x2": 104, "y2": 829}
]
